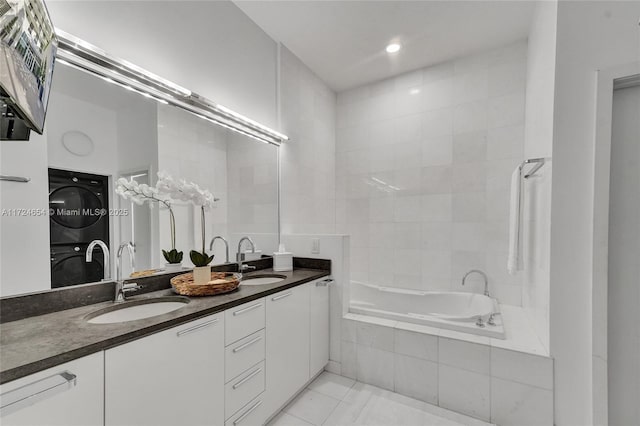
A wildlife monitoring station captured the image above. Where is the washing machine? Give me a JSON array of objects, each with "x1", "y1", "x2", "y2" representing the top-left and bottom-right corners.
[
  {"x1": 48, "y1": 168, "x2": 110, "y2": 245},
  {"x1": 50, "y1": 244, "x2": 105, "y2": 288}
]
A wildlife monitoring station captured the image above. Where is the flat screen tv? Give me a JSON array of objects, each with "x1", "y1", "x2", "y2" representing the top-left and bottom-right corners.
[{"x1": 0, "y1": 0, "x2": 57, "y2": 137}]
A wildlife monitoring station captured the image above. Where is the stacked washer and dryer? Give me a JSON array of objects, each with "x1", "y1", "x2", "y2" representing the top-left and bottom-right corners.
[{"x1": 48, "y1": 168, "x2": 110, "y2": 287}]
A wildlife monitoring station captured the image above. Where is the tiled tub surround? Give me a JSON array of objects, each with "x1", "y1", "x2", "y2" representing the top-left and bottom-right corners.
[
  {"x1": 335, "y1": 40, "x2": 528, "y2": 306},
  {"x1": 0, "y1": 258, "x2": 329, "y2": 384},
  {"x1": 340, "y1": 311, "x2": 553, "y2": 426}
]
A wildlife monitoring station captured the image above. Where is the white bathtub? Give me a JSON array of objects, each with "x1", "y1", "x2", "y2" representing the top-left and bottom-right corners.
[{"x1": 350, "y1": 281, "x2": 505, "y2": 339}]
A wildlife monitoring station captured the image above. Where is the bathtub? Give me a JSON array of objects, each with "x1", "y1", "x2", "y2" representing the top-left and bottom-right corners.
[{"x1": 350, "y1": 281, "x2": 505, "y2": 339}]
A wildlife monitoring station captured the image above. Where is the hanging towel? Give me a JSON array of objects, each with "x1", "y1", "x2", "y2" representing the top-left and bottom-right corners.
[{"x1": 507, "y1": 165, "x2": 523, "y2": 274}]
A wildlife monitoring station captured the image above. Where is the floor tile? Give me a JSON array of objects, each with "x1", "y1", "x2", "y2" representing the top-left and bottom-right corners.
[
  {"x1": 275, "y1": 373, "x2": 494, "y2": 426},
  {"x1": 285, "y1": 389, "x2": 341, "y2": 426},
  {"x1": 268, "y1": 411, "x2": 314, "y2": 426},
  {"x1": 308, "y1": 371, "x2": 356, "y2": 400}
]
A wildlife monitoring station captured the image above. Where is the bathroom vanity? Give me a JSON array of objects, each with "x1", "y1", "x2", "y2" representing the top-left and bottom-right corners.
[{"x1": 0, "y1": 263, "x2": 331, "y2": 426}]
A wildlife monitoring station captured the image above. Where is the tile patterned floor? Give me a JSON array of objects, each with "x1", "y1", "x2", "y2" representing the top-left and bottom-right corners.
[{"x1": 268, "y1": 372, "x2": 494, "y2": 426}]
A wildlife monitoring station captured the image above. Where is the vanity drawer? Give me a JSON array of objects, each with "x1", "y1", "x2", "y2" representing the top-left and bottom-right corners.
[
  {"x1": 225, "y1": 329, "x2": 265, "y2": 382},
  {"x1": 225, "y1": 298, "x2": 265, "y2": 345},
  {"x1": 224, "y1": 393, "x2": 268, "y2": 426},
  {"x1": 225, "y1": 361, "x2": 265, "y2": 419}
]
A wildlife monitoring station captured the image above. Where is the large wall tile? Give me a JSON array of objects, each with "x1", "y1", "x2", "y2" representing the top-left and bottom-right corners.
[
  {"x1": 356, "y1": 322, "x2": 395, "y2": 351},
  {"x1": 394, "y1": 328, "x2": 439, "y2": 361},
  {"x1": 491, "y1": 348, "x2": 553, "y2": 389},
  {"x1": 438, "y1": 337, "x2": 490, "y2": 374},
  {"x1": 490, "y1": 377, "x2": 553, "y2": 426},
  {"x1": 438, "y1": 364, "x2": 490, "y2": 421},
  {"x1": 394, "y1": 354, "x2": 439, "y2": 404},
  {"x1": 356, "y1": 345, "x2": 395, "y2": 391},
  {"x1": 336, "y1": 41, "x2": 528, "y2": 309}
]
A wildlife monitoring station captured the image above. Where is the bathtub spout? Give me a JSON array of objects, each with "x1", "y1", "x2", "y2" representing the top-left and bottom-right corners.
[{"x1": 462, "y1": 269, "x2": 490, "y2": 297}]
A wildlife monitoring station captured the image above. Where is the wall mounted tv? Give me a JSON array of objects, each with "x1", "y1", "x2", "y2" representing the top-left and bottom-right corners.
[{"x1": 0, "y1": 0, "x2": 57, "y2": 139}]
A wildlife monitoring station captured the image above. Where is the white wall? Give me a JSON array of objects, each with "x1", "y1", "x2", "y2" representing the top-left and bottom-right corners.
[
  {"x1": 0, "y1": 133, "x2": 51, "y2": 297},
  {"x1": 226, "y1": 131, "x2": 279, "y2": 257},
  {"x1": 156, "y1": 105, "x2": 229, "y2": 266},
  {"x1": 335, "y1": 41, "x2": 528, "y2": 305},
  {"x1": 549, "y1": 1, "x2": 640, "y2": 425},
  {"x1": 279, "y1": 45, "x2": 337, "y2": 235},
  {"x1": 521, "y1": 0, "x2": 557, "y2": 354},
  {"x1": 47, "y1": 93, "x2": 118, "y2": 177},
  {"x1": 46, "y1": 0, "x2": 278, "y2": 128},
  {"x1": 116, "y1": 98, "x2": 159, "y2": 270}
]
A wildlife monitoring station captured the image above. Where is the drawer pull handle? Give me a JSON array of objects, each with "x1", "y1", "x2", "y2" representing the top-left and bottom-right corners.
[
  {"x1": 271, "y1": 292, "x2": 292, "y2": 301},
  {"x1": 232, "y1": 367, "x2": 262, "y2": 390},
  {"x1": 316, "y1": 279, "x2": 333, "y2": 286},
  {"x1": 232, "y1": 302, "x2": 263, "y2": 316},
  {"x1": 233, "y1": 336, "x2": 262, "y2": 353},
  {"x1": 176, "y1": 318, "x2": 218, "y2": 337},
  {"x1": 0, "y1": 371, "x2": 76, "y2": 417},
  {"x1": 233, "y1": 400, "x2": 262, "y2": 425}
]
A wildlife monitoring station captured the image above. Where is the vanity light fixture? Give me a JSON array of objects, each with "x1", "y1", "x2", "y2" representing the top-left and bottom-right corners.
[
  {"x1": 54, "y1": 29, "x2": 287, "y2": 146},
  {"x1": 385, "y1": 43, "x2": 402, "y2": 53}
]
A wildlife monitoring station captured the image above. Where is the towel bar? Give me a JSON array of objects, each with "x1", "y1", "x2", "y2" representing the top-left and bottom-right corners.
[
  {"x1": 521, "y1": 158, "x2": 549, "y2": 179},
  {"x1": 0, "y1": 175, "x2": 31, "y2": 183}
]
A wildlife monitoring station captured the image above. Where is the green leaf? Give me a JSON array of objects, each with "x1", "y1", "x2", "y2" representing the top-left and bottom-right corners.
[
  {"x1": 190, "y1": 250, "x2": 213, "y2": 267},
  {"x1": 163, "y1": 248, "x2": 183, "y2": 263}
]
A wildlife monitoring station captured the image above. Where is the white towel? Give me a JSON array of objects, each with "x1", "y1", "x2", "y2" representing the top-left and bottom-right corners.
[{"x1": 507, "y1": 166, "x2": 523, "y2": 274}]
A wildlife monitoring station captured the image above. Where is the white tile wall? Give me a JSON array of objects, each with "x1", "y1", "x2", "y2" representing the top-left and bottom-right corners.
[
  {"x1": 157, "y1": 106, "x2": 279, "y2": 264},
  {"x1": 336, "y1": 41, "x2": 528, "y2": 305},
  {"x1": 279, "y1": 46, "x2": 337, "y2": 235},
  {"x1": 340, "y1": 315, "x2": 554, "y2": 425},
  {"x1": 157, "y1": 105, "x2": 230, "y2": 265}
]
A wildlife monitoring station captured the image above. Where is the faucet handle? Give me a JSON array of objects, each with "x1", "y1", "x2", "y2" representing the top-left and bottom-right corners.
[
  {"x1": 123, "y1": 283, "x2": 142, "y2": 293},
  {"x1": 240, "y1": 264, "x2": 256, "y2": 273}
]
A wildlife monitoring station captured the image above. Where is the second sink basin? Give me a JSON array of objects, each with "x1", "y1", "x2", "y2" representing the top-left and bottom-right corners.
[
  {"x1": 86, "y1": 296, "x2": 190, "y2": 324},
  {"x1": 241, "y1": 274, "x2": 287, "y2": 286}
]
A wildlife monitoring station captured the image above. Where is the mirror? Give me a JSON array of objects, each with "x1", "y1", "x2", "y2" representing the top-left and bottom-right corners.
[{"x1": 42, "y1": 63, "x2": 279, "y2": 288}]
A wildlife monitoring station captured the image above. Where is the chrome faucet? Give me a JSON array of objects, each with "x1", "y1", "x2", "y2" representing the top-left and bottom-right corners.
[
  {"x1": 209, "y1": 236, "x2": 229, "y2": 263},
  {"x1": 86, "y1": 239, "x2": 110, "y2": 281},
  {"x1": 236, "y1": 236, "x2": 256, "y2": 276},
  {"x1": 115, "y1": 242, "x2": 141, "y2": 302},
  {"x1": 461, "y1": 269, "x2": 490, "y2": 297}
]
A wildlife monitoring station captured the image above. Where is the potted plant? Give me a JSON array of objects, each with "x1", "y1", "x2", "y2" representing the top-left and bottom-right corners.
[
  {"x1": 115, "y1": 176, "x2": 184, "y2": 271},
  {"x1": 156, "y1": 172, "x2": 218, "y2": 284}
]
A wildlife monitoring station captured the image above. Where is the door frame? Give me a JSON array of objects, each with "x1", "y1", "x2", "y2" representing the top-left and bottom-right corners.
[{"x1": 592, "y1": 62, "x2": 640, "y2": 425}]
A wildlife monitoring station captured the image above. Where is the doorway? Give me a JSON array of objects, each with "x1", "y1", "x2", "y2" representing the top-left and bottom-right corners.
[{"x1": 607, "y1": 82, "x2": 640, "y2": 425}]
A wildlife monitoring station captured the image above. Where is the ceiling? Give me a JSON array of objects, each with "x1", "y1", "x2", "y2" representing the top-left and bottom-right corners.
[{"x1": 235, "y1": 0, "x2": 536, "y2": 92}]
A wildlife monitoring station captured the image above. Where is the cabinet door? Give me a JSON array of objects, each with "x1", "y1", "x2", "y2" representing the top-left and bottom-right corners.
[
  {"x1": 265, "y1": 284, "x2": 310, "y2": 417},
  {"x1": 309, "y1": 278, "x2": 330, "y2": 376},
  {"x1": 0, "y1": 352, "x2": 103, "y2": 426},
  {"x1": 105, "y1": 313, "x2": 224, "y2": 426}
]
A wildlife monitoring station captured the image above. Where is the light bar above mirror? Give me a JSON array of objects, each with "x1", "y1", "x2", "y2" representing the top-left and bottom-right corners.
[{"x1": 55, "y1": 29, "x2": 288, "y2": 146}]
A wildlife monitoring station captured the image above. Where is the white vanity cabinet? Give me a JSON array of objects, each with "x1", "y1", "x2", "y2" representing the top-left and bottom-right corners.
[
  {"x1": 264, "y1": 283, "x2": 311, "y2": 417},
  {"x1": 309, "y1": 278, "x2": 330, "y2": 376},
  {"x1": 0, "y1": 352, "x2": 104, "y2": 426},
  {"x1": 104, "y1": 313, "x2": 225, "y2": 426}
]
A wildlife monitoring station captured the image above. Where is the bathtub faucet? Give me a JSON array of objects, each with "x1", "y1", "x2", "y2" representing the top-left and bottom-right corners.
[{"x1": 461, "y1": 269, "x2": 489, "y2": 297}]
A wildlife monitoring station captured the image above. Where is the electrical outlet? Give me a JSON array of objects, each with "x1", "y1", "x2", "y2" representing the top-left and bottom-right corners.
[{"x1": 311, "y1": 238, "x2": 320, "y2": 254}]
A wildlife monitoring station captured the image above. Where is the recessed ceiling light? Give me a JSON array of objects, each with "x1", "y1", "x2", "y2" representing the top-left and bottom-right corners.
[
  {"x1": 385, "y1": 43, "x2": 402, "y2": 54},
  {"x1": 409, "y1": 88, "x2": 421, "y2": 95}
]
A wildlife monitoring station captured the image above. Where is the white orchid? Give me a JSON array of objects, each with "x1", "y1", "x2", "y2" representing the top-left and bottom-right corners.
[
  {"x1": 154, "y1": 171, "x2": 219, "y2": 256},
  {"x1": 115, "y1": 177, "x2": 177, "y2": 250}
]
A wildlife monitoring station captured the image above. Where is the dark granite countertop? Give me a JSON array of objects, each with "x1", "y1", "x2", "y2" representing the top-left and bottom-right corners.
[{"x1": 0, "y1": 267, "x2": 329, "y2": 384}]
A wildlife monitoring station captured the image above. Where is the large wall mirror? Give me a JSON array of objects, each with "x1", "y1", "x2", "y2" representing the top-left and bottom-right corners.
[{"x1": 2, "y1": 36, "x2": 281, "y2": 296}]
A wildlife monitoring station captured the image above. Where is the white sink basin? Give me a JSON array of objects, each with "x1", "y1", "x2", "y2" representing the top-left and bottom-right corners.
[
  {"x1": 87, "y1": 297, "x2": 189, "y2": 324},
  {"x1": 241, "y1": 274, "x2": 286, "y2": 286}
]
